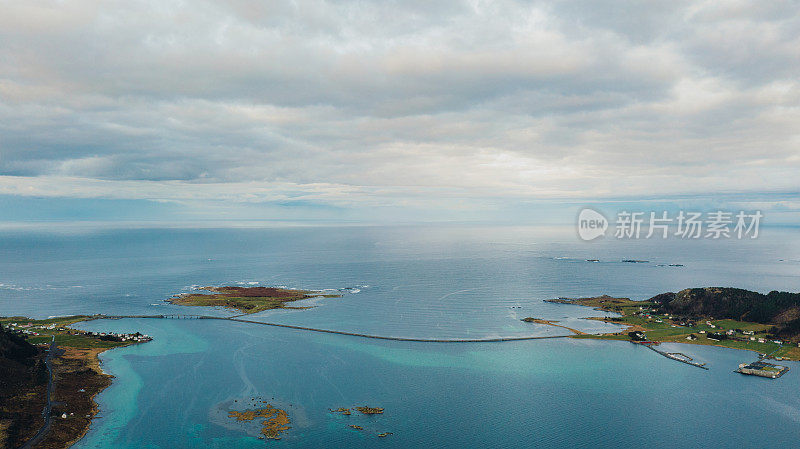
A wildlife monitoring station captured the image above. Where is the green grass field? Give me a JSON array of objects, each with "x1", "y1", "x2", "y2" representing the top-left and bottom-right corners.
[
  {"x1": 0, "y1": 315, "x2": 94, "y2": 327},
  {"x1": 171, "y1": 295, "x2": 294, "y2": 313},
  {"x1": 559, "y1": 297, "x2": 800, "y2": 360},
  {"x1": 2, "y1": 315, "x2": 131, "y2": 350},
  {"x1": 24, "y1": 333, "x2": 129, "y2": 349}
]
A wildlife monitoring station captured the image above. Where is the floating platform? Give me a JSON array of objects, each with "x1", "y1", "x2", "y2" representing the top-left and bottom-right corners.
[{"x1": 735, "y1": 361, "x2": 789, "y2": 379}]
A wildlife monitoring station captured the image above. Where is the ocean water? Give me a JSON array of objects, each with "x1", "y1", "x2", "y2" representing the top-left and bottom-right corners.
[{"x1": 1, "y1": 225, "x2": 799, "y2": 448}]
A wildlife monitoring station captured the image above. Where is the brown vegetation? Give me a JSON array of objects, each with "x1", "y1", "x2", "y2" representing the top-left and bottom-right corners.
[
  {"x1": 228, "y1": 405, "x2": 291, "y2": 440},
  {"x1": 35, "y1": 348, "x2": 113, "y2": 449},
  {"x1": 170, "y1": 286, "x2": 341, "y2": 314}
]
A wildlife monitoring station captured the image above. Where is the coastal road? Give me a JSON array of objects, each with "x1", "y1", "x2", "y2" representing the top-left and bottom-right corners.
[{"x1": 19, "y1": 336, "x2": 63, "y2": 449}]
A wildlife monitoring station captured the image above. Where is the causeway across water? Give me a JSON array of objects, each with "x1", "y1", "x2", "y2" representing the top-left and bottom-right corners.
[{"x1": 91, "y1": 314, "x2": 572, "y2": 343}]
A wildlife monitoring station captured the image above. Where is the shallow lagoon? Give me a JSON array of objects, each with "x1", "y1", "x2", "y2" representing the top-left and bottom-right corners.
[{"x1": 71, "y1": 318, "x2": 800, "y2": 448}]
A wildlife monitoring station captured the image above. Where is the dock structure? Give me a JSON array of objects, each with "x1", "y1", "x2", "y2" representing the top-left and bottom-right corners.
[
  {"x1": 735, "y1": 361, "x2": 789, "y2": 378},
  {"x1": 633, "y1": 341, "x2": 709, "y2": 370}
]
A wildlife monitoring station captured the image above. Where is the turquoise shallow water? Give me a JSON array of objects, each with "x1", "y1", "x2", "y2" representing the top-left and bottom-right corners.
[
  {"x1": 1, "y1": 225, "x2": 800, "y2": 447},
  {"x1": 71, "y1": 318, "x2": 800, "y2": 448}
]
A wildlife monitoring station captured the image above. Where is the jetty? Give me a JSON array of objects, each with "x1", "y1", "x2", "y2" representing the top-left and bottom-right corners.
[{"x1": 633, "y1": 341, "x2": 709, "y2": 370}]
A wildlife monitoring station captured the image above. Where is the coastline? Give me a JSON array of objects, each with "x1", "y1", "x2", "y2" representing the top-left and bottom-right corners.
[
  {"x1": 571, "y1": 318, "x2": 776, "y2": 359},
  {"x1": 543, "y1": 296, "x2": 800, "y2": 362},
  {"x1": 6, "y1": 287, "x2": 799, "y2": 446},
  {"x1": 60, "y1": 347, "x2": 114, "y2": 449},
  {"x1": 0, "y1": 316, "x2": 150, "y2": 449}
]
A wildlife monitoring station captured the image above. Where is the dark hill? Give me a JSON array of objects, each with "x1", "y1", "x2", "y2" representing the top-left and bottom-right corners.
[
  {"x1": 0, "y1": 322, "x2": 45, "y2": 386},
  {"x1": 651, "y1": 287, "x2": 800, "y2": 340},
  {"x1": 0, "y1": 323, "x2": 48, "y2": 448}
]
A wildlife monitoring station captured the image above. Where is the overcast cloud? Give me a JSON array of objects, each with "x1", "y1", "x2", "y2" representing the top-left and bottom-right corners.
[{"x1": 0, "y1": 0, "x2": 798, "y2": 218}]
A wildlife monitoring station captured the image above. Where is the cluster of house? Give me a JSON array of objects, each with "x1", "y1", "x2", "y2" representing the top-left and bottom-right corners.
[
  {"x1": 634, "y1": 308, "x2": 692, "y2": 326},
  {"x1": 631, "y1": 309, "x2": 800, "y2": 348},
  {"x1": 704, "y1": 328, "x2": 785, "y2": 344},
  {"x1": 83, "y1": 330, "x2": 152, "y2": 342},
  {"x1": 6, "y1": 322, "x2": 151, "y2": 342},
  {"x1": 5, "y1": 321, "x2": 61, "y2": 336}
]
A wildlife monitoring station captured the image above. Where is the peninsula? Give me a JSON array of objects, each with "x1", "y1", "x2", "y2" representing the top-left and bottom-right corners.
[
  {"x1": 520, "y1": 317, "x2": 586, "y2": 335},
  {"x1": 544, "y1": 288, "x2": 800, "y2": 361},
  {"x1": 168, "y1": 286, "x2": 342, "y2": 314},
  {"x1": 0, "y1": 316, "x2": 150, "y2": 449}
]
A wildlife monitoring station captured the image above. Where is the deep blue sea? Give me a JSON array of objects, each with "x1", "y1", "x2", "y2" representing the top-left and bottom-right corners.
[{"x1": 1, "y1": 225, "x2": 799, "y2": 448}]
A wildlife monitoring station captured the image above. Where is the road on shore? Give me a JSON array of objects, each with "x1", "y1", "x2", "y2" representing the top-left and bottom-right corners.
[{"x1": 20, "y1": 336, "x2": 63, "y2": 449}]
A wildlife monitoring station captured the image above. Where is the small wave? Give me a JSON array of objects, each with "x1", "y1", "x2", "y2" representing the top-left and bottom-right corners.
[{"x1": 0, "y1": 282, "x2": 89, "y2": 291}]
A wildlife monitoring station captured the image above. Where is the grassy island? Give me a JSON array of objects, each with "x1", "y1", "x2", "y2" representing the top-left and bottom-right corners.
[
  {"x1": 0, "y1": 316, "x2": 150, "y2": 449},
  {"x1": 169, "y1": 286, "x2": 342, "y2": 314},
  {"x1": 546, "y1": 289, "x2": 800, "y2": 361}
]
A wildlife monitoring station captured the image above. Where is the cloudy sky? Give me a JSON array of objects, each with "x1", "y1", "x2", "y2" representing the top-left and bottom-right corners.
[{"x1": 1, "y1": 0, "x2": 798, "y2": 223}]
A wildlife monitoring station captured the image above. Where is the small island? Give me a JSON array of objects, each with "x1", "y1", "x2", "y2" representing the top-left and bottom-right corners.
[
  {"x1": 168, "y1": 286, "x2": 342, "y2": 314},
  {"x1": 331, "y1": 405, "x2": 384, "y2": 415},
  {"x1": 330, "y1": 406, "x2": 390, "y2": 438},
  {"x1": 544, "y1": 288, "x2": 800, "y2": 362},
  {"x1": 354, "y1": 406, "x2": 384, "y2": 415},
  {"x1": 228, "y1": 404, "x2": 291, "y2": 440}
]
